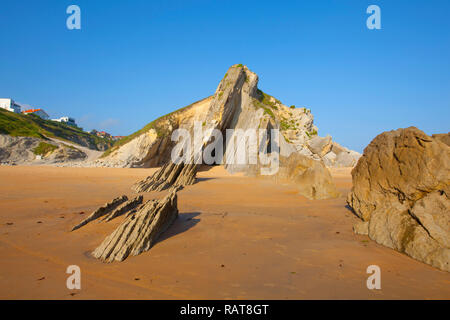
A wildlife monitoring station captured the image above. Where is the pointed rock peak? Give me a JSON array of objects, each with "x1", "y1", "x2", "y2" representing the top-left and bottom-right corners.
[
  {"x1": 214, "y1": 64, "x2": 259, "y2": 98},
  {"x1": 227, "y1": 63, "x2": 251, "y2": 73},
  {"x1": 231, "y1": 63, "x2": 245, "y2": 68}
]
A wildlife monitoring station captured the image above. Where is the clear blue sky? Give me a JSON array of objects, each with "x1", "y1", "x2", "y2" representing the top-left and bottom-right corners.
[{"x1": 1, "y1": 0, "x2": 449, "y2": 152}]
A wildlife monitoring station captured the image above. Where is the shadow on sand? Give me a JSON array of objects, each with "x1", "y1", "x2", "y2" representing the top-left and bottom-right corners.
[
  {"x1": 196, "y1": 177, "x2": 215, "y2": 182},
  {"x1": 157, "y1": 212, "x2": 201, "y2": 244}
]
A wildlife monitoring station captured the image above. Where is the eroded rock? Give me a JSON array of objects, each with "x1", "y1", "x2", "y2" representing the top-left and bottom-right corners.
[
  {"x1": 48, "y1": 145, "x2": 87, "y2": 163},
  {"x1": 92, "y1": 189, "x2": 179, "y2": 262},
  {"x1": 102, "y1": 195, "x2": 143, "y2": 222},
  {"x1": 97, "y1": 64, "x2": 360, "y2": 170},
  {"x1": 71, "y1": 195, "x2": 128, "y2": 231},
  {"x1": 132, "y1": 163, "x2": 197, "y2": 192},
  {"x1": 277, "y1": 154, "x2": 340, "y2": 200},
  {"x1": 307, "y1": 135, "x2": 332, "y2": 157},
  {"x1": 131, "y1": 64, "x2": 252, "y2": 191},
  {"x1": 249, "y1": 153, "x2": 340, "y2": 200},
  {"x1": 347, "y1": 127, "x2": 450, "y2": 271}
]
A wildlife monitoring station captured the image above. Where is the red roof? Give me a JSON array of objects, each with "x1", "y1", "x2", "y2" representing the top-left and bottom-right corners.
[{"x1": 22, "y1": 108, "x2": 43, "y2": 114}]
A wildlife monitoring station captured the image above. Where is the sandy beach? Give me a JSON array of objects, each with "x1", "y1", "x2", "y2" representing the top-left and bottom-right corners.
[{"x1": 0, "y1": 165, "x2": 449, "y2": 299}]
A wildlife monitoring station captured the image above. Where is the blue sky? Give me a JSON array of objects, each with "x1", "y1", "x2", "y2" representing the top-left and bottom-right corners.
[{"x1": 0, "y1": 0, "x2": 449, "y2": 152}]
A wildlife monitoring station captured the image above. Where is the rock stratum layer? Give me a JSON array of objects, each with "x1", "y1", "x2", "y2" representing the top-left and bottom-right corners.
[
  {"x1": 71, "y1": 195, "x2": 144, "y2": 231},
  {"x1": 71, "y1": 190, "x2": 178, "y2": 262},
  {"x1": 92, "y1": 190, "x2": 179, "y2": 262},
  {"x1": 132, "y1": 162, "x2": 197, "y2": 192},
  {"x1": 347, "y1": 127, "x2": 450, "y2": 271}
]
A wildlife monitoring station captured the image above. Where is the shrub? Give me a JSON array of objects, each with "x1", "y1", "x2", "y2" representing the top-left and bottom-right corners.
[{"x1": 33, "y1": 142, "x2": 57, "y2": 156}]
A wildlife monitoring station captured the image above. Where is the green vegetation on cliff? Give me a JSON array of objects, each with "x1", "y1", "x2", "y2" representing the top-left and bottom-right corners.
[
  {"x1": 0, "y1": 108, "x2": 113, "y2": 150},
  {"x1": 252, "y1": 89, "x2": 283, "y2": 120},
  {"x1": 101, "y1": 96, "x2": 212, "y2": 158},
  {"x1": 33, "y1": 142, "x2": 58, "y2": 156}
]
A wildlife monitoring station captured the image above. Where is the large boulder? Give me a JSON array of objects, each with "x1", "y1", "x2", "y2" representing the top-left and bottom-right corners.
[
  {"x1": 275, "y1": 153, "x2": 340, "y2": 200},
  {"x1": 322, "y1": 141, "x2": 361, "y2": 167},
  {"x1": 347, "y1": 127, "x2": 450, "y2": 271},
  {"x1": 334, "y1": 149, "x2": 360, "y2": 167},
  {"x1": 307, "y1": 135, "x2": 332, "y2": 157},
  {"x1": 248, "y1": 153, "x2": 340, "y2": 200}
]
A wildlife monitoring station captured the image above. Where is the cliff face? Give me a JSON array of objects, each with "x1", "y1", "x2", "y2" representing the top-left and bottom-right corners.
[
  {"x1": 0, "y1": 134, "x2": 87, "y2": 165},
  {"x1": 96, "y1": 64, "x2": 360, "y2": 169}
]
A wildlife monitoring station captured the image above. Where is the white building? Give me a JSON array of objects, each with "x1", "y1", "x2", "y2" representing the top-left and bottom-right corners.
[
  {"x1": 52, "y1": 116, "x2": 77, "y2": 127},
  {"x1": 0, "y1": 98, "x2": 22, "y2": 113},
  {"x1": 22, "y1": 108, "x2": 50, "y2": 120}
]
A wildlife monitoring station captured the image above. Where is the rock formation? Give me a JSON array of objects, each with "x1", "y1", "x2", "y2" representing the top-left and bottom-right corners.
[
  {"x1": 128, "y1": 64, "x2": 354, "y2": 196},
  {"x1": 347, "y1": 127, "x2": 449, "y2": 271},
  {"x1": 130, "y1": 64, "x2": 257, "y2": 190},
  {"x1": 316, "y1": 139, "x2": 361, "y2": 168},
  {"x1": 46, "y1": 144, "x2": 87, "y2": 163},
  {"x1": 133, "y1": 162, "x2": 197, "y2": 192},
  {"x1": 92, "y1": 189, "x2": 179, "y2": 262},
  {"x1": 246, "y1": 152, "x2": 340, "y2": 199},
  {"x1": 130, "y1": 64, "x2": 266, "y2": 191},
  {"x1": 307, "y1": 135, "x2": 332, "y2": 157},
  {"x1": 0, "y1": 135, "x2": 41, "y2": 164},
  {"x1": 102, "y1": 195, "x2": 144, "y2": 222},
  {"x1": 71, "y1": 190, "x2": 178, "y2": 263},
  {"x1": 96, "y1": 64, "x2": 360, "y2": 169},
  {"x1": 71, "y1": 195, "x2": 129, "y2": 231},
  {"x1": 274, "y1": 153, "x2": 340, "y2": 200},
  {"x1": 0, "y1": 134, "x2": 88, "y2": 165}
]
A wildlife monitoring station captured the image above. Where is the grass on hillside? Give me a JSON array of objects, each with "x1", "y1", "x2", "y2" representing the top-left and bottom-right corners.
[
  {"x1": 0, "y1": 108, "x2": 47, "y2": 139},
  {"x1": 101, "y1": 96, "x2": 212, "y2": 158},
  {"x1": 0, "y1": 108, "x2": 113, "y2": 149},
  {"x1": 33, "y1": 142, "x2": 58, "y2": 156}
]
